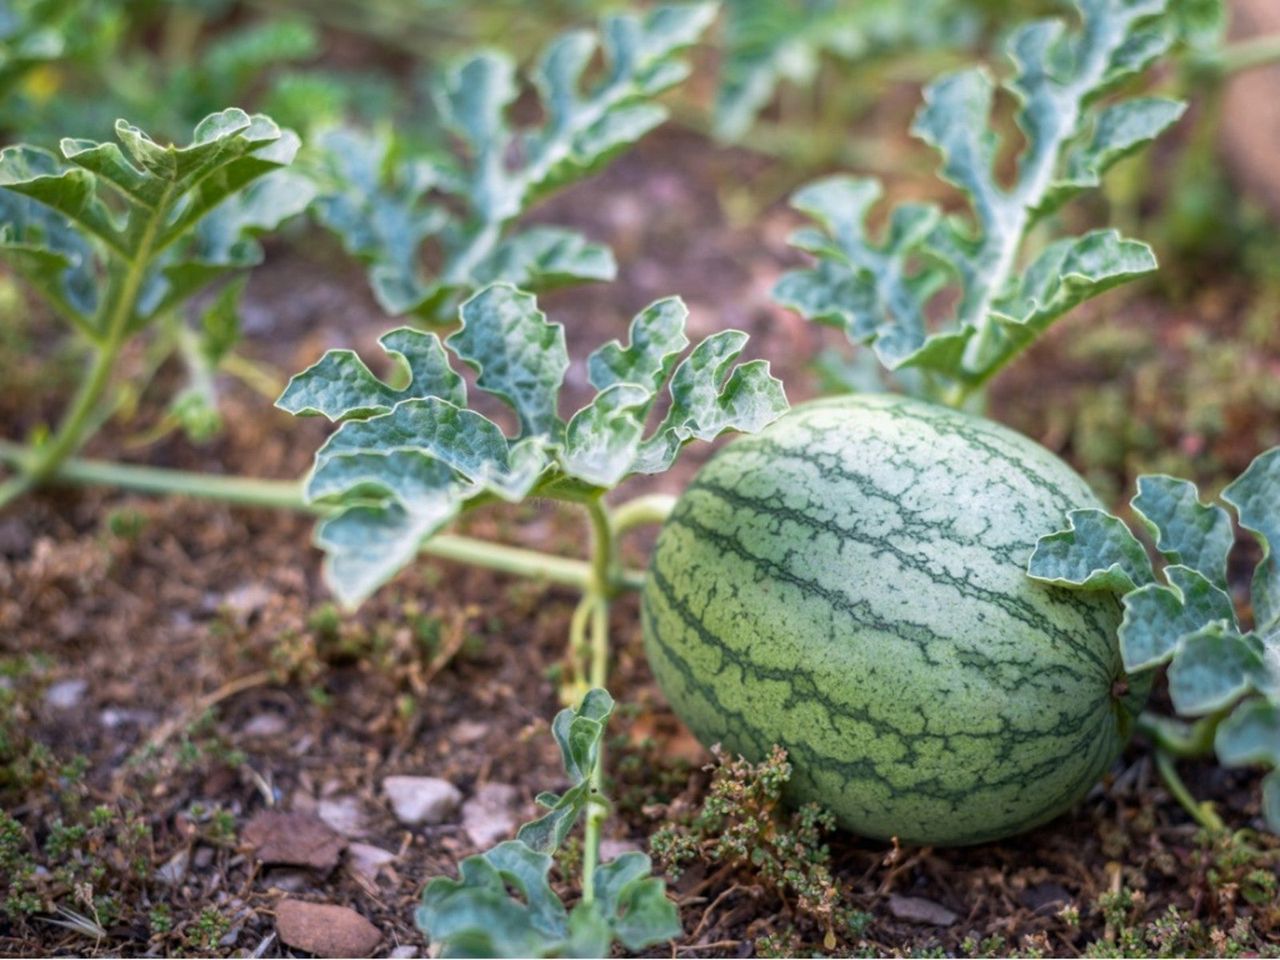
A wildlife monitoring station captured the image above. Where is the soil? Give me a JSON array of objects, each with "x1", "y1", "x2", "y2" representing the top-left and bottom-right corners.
[{"x1": 3, "y1": 83, "x2": 1280, "y2": 960}]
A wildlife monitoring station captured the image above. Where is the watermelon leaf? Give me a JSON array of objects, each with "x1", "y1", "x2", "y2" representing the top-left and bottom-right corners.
[
  {"x1": 416, "y1": 689, "x2": 679, "y2": 957},
  {"x1": 0, "y1": 109, "x2": 310, "y2": 502},
  {"x1": 1026, "y1": 508, "x2": 1155, "y2": 592},
  {"x1": 1029, "y1": 452, "x2": 1280, "y2": 832},
  {"x1": 279, "y1": 283, "x2": 787, "y2": 607},
  {"x1": 1118, "y1": 566, "x2": 1236, "y2": 672},
  {"x1": 312, "y1": 4, "x2": 714, "y2": 322},
  {"x1": 1132, "y1": 474, "x2": 1234, "y2": 589},
  {"x1": 1223, "y1": 448, "x2": 1280, "y2": 638},
  {"x1": 774, "y1": 0, "x2": 1184, "y2": 403}
]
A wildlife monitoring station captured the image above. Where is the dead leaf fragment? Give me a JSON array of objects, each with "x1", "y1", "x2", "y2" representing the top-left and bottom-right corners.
[{"x1": 243, "y1": 811, "x2": 346, "y2": 872}]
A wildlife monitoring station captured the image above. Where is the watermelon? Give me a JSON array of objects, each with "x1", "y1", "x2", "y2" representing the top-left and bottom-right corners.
[{"x1": 642, "y1": 394, "x2": 1148, "y2": 846}]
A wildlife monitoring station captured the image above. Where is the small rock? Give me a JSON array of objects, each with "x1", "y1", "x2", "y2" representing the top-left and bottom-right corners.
[
  {"x1": 193, "y1": 847, "x2": 214, "y2": 869},
  {"x1": 383, "y1": 776, "x2": 462, "y2": 827},
  {"x1": 99, "y1": 707, "x2": 156, "y2": 729},
  {"x1": 156, "y1": 848, "x2": 189, "y2": 886},
  {"x1": 346, "y1": 843, "x2": 398, "y2": 882},
  {"x1": 243, "y1": 811, "x2": 345, "y2": 872},
  {"x1": 241, "y1": 713, "x2": 288, "y2": 737},
  {"x1": 462, "y1": 782, "x2": 519, "y2": 848},
  {"x1": 887, "y1": 894, "x2": 959, "y2": 927},
  {"x1": 388, "y1": 946, "x2": 419, "y2": 959},
  {"x1": 318, "y1": 797, "x2": 369, "y2": 838},
  {"x1": 220, "y1": 582, "x2": 273, "y2": 626},
  {"x1": 599, "y1": 838, "x2": 642, "y2": 862},
  {"x1": 44, "y1": 679, "x2": 87, "y2": 710},
  {"x1": 451, "y1": 719, "x2": 489, "y2": 745},
  {"x1": 276, "y1": 900, "x2": 382, "y2": 957}
]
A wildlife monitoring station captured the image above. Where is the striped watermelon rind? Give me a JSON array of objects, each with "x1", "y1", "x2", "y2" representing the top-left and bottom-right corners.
[{"x1": 642, "y1": 393, "x2": 1148, "y2": 846}]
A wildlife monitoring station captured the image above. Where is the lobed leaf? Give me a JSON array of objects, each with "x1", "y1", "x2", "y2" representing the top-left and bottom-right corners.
[
  {"x1": 1215, "y1": 699, "x2": 1280, "y2": 768},
  {"x1": 0, "y1": 108, "x2": 306, "y2": 339},
  {"x1": 775, "y1": 0, "x2": 1182, "y2": 399},
  {"x1": 517, "y1": 689, "x2": 615, "y2": 854},
  {"x1": 278, "y1": 328, "x2": 463, "y2": 421},
  {"x1": 1118, "y1": 565, "x2": 1236, "y2": 671},
  {"x1": 1027, "y1": 508, "x2": 1155, "y2": 592},
  {"x1": 1223, "y1": 448, "x2": 1280, "y2": 636},
  {"x1": 311, "y1": 452, "x2": 464, "y2": 608},
  {"x1": 417, "y1": 840, "x2": 568, "y2": 958},
  {"x1": 448, "y1": 285, "x2": 569, "y2": 440},
  {"x1": 315, "y1": 5, "x2": 713, "y2": 321},
  {"x1": 283, "y1": 285, "x2": 786, "y2": 607},
  {"x1": 587, "y1": 297, "x2": 690, "y2": 395},
  {"x1": 1166, "y1": 623, "x2": 1262, "y2": 716},
  {"x1": 633, "y1": 331, "x2": 789, "y2": 475},
  {"x1": 1132, "y1": 474, "x2": 1234, "y2": 589}
]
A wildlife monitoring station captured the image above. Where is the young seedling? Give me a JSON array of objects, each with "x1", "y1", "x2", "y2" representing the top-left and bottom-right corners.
[
  {"x1": 1028, "y1": 447, "x2": 1280, "y2": 833},
  {"x1": 0, "y1": 108, "x2": 313, "y2": 506},
  {"x1": 417, "y1": 690, "x2": 682, "y2": 957},
  {"x1": 774, "y1": 0, "x2": 1185, "y2": 408},
  {"x1": 311, "y1": 3, "x2": 717, "y2": 322},
  {"x1": 279, "y1": 281, "x2": 785, "y2": 941}
]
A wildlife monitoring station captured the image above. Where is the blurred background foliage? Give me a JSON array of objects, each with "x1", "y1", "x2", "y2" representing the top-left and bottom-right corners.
[{"x1": 2, "y1": 0, "x2": 1280, "y2": 498}]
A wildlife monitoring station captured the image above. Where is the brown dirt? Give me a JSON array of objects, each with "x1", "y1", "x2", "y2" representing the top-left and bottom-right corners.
[{"x1": 2, "y1": 123, "x2": 1279, "y2": 959}]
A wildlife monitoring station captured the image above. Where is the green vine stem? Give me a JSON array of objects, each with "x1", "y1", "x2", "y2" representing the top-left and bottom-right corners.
[
  {"x1": 1212, "y1": 33, "x2": 1280, "y2": 77},
  {"x1": 1139, "y1": 710, "x2": 1226, "y2": 833},
  {"x1": 1154, "y1": 749, "x2": 1226, "y2": 834},
  {"x1": 579, "y1": 496, "x2": 617, "y2": 906},
  {"x1": 0, "y1": 440, "x2": 647, "y2": 592},
  {"x1": 1137, "y1": 710, "x2": 1222, "y2": 758},
  {"x1": 612, "y1": 493, "x2": 678, "y2": 535},
  {"x1": 0, "y1": 183, "x2": 176, "y2": 510}
]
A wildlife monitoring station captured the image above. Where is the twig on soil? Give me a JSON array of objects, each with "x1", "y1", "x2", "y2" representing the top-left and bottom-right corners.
[
  {"x1": 690, "y1": 884, "x2": 745, "y2": 941},
  {"x1": 675, "y1": 940, "x2": 743, "y2": 954}
]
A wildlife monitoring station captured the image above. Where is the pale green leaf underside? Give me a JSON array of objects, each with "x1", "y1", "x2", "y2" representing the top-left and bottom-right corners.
[
  {"x1": 1118, "y1": 565, "x2": 1235, "y2": 671},
  {"x1": 1027, "y1": 508, "x2": 1154, "y2": 592},
  {"x1": 1132, "y1": 474, "x2": 1234, "y2": 588}
]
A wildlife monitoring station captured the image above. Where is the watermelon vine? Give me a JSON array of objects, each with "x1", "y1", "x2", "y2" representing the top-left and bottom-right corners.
[
  {"x1": 309, "y1": 3, "x2": 716, "y2": 323},
  {"x1": 773, "y1": 0, "x2": 1185, "y2": 407},
  {"x1": 1028, "y1": 451, "x2": 1280, "y2": 832},
  {"x1": 0, "y1": 108, "x2": 313, "y2": 506}
]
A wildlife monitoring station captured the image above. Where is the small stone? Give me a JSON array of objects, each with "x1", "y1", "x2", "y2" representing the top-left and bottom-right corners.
[
  {"x1": 276, "y1": 900, "x2": 381, "y2": 957},
  {"x1": 241, "y1": 713, "x2": 288, "y2": 737},
  {"x1": 99, "y1": 707, "x2": 156, "y2": 729},
  {"x1": 389, "y1": 946, "x2": 419, "y2": 958},
  {"x1": 243, "y1": 811, "x2": 345, "y2": 872},
  {"x1": 318, "y1": 797, "x2": 369, "y2": 838},
  {"x1": 383, "y1": 776, "x2": 462, "y2": 827},
  {"x1": 346, "y1": 843, "x2": 398, "y2": 882},
  {"x1": 887, "y1": 894, "x2": 959, "y2": 927},
  {"x1": 451, "y1": 720, "x2": 489, "y2": 745},
  {"x1": 462, "y1": 782, "x2": 519, "y2": 848},
  {"x1": 44, "y1": 679, "x2": 87, "y2": 710},
  {"x1": 156, "y1": 848, "x2": 189, "y2": 886},
  {"x1": 599, "y1": 838, "x2": 642, "y2": 862}
]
